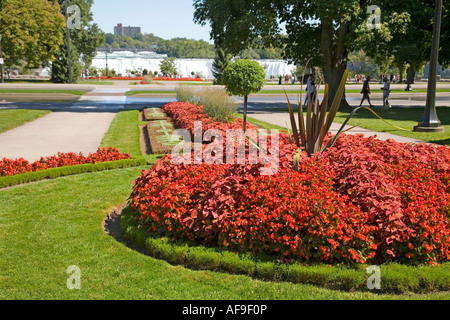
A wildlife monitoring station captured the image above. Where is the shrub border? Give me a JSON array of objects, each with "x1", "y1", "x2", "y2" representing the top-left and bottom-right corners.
[
  {"x1": 0, "y1": 158, "x2": 147, "y2": 189},
  {"x1": 121, "y1": 205, "x2": 450, "y2": 294}
]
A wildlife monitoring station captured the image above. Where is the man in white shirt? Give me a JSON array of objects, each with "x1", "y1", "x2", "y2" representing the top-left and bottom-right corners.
[{"x1": 381, "y1": 77, "x2": 391, "y2": 109}]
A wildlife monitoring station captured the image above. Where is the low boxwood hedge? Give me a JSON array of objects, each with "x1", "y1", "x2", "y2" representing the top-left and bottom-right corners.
[
  {"x1": 0, "y1": 158, "x2": 147, "y2": 188},
  {"x1": 121, "y1": 205, "x2": 450, "y2": 294}
]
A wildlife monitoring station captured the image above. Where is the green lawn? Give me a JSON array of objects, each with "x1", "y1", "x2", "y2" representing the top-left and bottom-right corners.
[
  {"x1": 100, "y1": 110, "x2": 143, "y2": 157},
  {"x1": 0, "y1": 109, "x2": 51, "y2": 133},
  {"x1": 0, "y1": 89, "x2": 86, "y2": 95},
  {"x1": 334, "y1": 106, "x2": 450, "y2": 145}
]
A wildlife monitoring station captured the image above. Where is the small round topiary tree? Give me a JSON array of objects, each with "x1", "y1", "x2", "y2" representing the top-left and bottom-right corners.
[{"x1": 222, "y1": 59, "x2": 266, "y2": 131}]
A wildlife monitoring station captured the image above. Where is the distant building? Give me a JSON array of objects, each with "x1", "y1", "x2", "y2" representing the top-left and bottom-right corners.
[{"x1": 114, "y1": 23, "x2": 141, "y2": 37}]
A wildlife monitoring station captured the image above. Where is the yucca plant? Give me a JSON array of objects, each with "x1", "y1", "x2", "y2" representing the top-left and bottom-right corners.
[{"x1": 285, "y1": 69, "x2": 350, "y2": 166}]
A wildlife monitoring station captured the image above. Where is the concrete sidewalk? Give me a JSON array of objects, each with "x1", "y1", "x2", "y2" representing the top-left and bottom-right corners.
[
  {"x1": 248, "y1": 112, "x2": 427, "y2": 144},
  {"x1": 0, "y1": 111, "x2": 117, "y2": 162}
]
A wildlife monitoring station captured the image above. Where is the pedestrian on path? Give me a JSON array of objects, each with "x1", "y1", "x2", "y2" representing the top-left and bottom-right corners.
[
  {"x1": 303, "y1": 78, "x2": 317, "y2": 107},
  {"x1": 304, "y1": 74, "x2": 313, "y2": 107},
  {"x1": 381, "y1": 77, "x2": 391, "y2": 109},
  {"x1": 359, "y1": 76, "x2": 374, "y2": 108}
]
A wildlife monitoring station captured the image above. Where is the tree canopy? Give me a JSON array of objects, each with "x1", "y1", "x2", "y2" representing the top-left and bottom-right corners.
[
  {"x1": 159, "y1": 57, "x2": 177, "y2": 76},
  {"x1": 222, "y1": 59, "x2": 266, "y2": 131},
  {"x1": 194, "y1": 0, "x2": 448, "y2": 106},
  {"x1": 0, "y1": 0, "x2": 65, "y2": 69}
]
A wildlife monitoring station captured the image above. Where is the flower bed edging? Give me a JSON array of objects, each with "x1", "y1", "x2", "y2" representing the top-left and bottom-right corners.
[
  {"x1": 0, "y1": 158, "x2": 147, "y2": 189},
  {"x1": 121, "y1": 205, "x2": 450, "y2": 294}
]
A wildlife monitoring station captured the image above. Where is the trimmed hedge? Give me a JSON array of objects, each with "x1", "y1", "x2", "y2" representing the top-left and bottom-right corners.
[
  {"x1": 121, "y1": 205, "x2": 450, "y2": 294},
  {"x1": 0, "y1": 158, "x2": 147, "y2": 188}
]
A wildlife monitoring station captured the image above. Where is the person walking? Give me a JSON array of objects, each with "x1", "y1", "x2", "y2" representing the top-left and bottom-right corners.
[
  {"x1": 359, "y1": 76, "x2": 374, "y2": 108},
  {"x1": 304, "y1": 74, "x2": 312, "y2": 107},
  {"x1": 291, "y1": 74, "x2": 295, "y2": 85},
  {"x1": 381, "y1": 77, "x2": 391, "y2": 109},
  {"x1": 305, "y1": 78, "x2": 317, "y2": 106}
]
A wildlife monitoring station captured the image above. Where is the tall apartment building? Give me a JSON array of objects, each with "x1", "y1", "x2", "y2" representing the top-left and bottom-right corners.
[{"x1": 114, "y1": 23, "x2": 142, "y2": 37}]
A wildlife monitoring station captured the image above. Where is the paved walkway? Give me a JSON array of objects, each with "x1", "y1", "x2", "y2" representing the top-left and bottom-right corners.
[
  {"x1": 0, "y1": 111, "x2": 117, "y2": 162},
  {"x1": 0, "y1": 87, "x2": 127, "y2": 162},
  {"x1": 248, "y1": 112, "x2": 427, "y2": 144}
]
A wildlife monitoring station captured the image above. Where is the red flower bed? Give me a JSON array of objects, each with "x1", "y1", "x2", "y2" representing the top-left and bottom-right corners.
[
  {"x1": 129, "y1": 103, "x2": 450, "y2": 265},
  {"x1": 162, "y1": 101, "x2": 251, "y2": 136},
  {"x1": 0, "y1": 147, "x2": 131, "y2": 177},
  {"x1": 90, "y1": 76, "x2": 145, "y2": 81},
  {"x1": 153, "y1": 77, "x2": 205, "y2": 81}
]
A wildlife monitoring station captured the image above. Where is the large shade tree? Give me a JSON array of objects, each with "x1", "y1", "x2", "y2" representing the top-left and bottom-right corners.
[
  {"x1": 194, "y1": 0, "x2": 445, "y2": 107},
  {"x1": 354, "y1": 0, "x2": 439, "y2": 85},
  {"x1": 0, "y1": 0, "x2": 65, "y2": 69},
  {"x1": 194, "y1": 0, "x2": 371, "y2": 107}
]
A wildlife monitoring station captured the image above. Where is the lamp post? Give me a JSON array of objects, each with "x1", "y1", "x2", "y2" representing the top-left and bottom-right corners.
[
  {"x1": 0, "y1": 34, "x2": 4, "y2": 83},
  {"x1": 105, "y1": 47, "x2": 110, "y2": 78},
  {"x1": 414, "y1": 0, "x2": 444, "y2": 132},
  {"x1": 64, "y1": 0, "x2": 73, "y2": 84}
]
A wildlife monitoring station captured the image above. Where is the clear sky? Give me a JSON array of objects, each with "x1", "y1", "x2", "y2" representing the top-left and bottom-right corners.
[{"x1": 91, "y1": 0, "x2": 213, "y2": 43}]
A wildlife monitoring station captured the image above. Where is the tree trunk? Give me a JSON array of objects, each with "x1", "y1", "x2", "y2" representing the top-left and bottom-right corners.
[
  {"x1": 243, "y1": 95, "x2": 248, "y2": 132},
  {"x1": 320, "y1": 19, "x2": 350, "y2": 109}
]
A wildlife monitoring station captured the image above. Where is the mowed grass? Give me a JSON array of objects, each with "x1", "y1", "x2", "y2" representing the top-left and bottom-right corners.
[
  {"x1": 100, "y1": 110, "x2": 143, "y2": 157},
  {"x1": 334, "y1": 106, "x2": 450, "y2": 145},
  {"x1": 1, "y1": 168, "x2": 450, "y2": 300},
  {"x1": 0, "y1": 109, "x2": 51, "y2": 133},
  {"x1": 0, "y1": 89, "x2": 86, "y2": 95}
]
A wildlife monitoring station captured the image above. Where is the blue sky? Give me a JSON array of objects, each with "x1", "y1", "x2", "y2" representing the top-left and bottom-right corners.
[{"x1": 91, "y1": 0, "x2": 213, "y2": 42}]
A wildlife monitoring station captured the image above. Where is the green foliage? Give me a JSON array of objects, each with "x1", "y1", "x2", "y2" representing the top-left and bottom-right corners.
[
  {"x1": 176, "y1": 85, "x2": 238, "y2": 123},
  {"x1": 212, "y1": 48, "x2": 233, "y2": 84},
  {"x1": 212, "y1": 47, "x2": 233, "y2": 84},
  {"x1": 0, "y1": 158, "x2": 146, "y2": 189},
  {"x1": 222, "y1": 59, "x2": 265, "y2": 130},
  {"x1": 100, "y1": 110, "x2": 142, "y2": 157},
  {"x1": 222, "y1": 59, "x2": 266, "y2": 97},
  {"x1": 0, "y1": 0, "x2": 65, "y2": 69},
  {"x1": 159, "y1": 57, "x2": 177, "y2": 77},
  {"x1": 354, "y1": 1, "x2": 433, "y2": 78},
  {"x1": 50, "y1": 44, "x2": 82, "y2": 84}
]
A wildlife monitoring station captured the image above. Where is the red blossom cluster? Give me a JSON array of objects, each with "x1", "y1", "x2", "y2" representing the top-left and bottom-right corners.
[
  {"x1": 129, "y1": 103, "x2": 450, "y2": 265},
  {"x1": 153, "y1": 77, "x2": 205, "y2": 81},
  {"x1": 0, "y1": 147, "x2": 131, "y2": 177},
  {"x1": 162, "y1": 101, "x2": 251, "y2": 136},
  {"x1": 90, "y1": 76, "x2": 146, "y2": 81}
]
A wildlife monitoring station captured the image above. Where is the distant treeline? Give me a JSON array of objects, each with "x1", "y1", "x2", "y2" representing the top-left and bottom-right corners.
[{"x1": 103, "y1": 33, "x2": 283, "y2": 59}]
